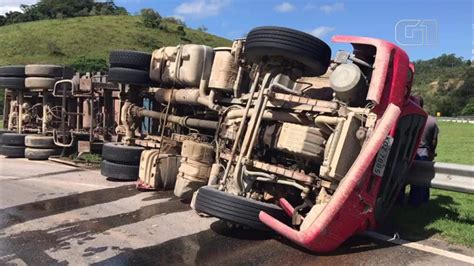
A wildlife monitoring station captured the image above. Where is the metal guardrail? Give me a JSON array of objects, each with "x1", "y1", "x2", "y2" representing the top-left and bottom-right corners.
[
  {"x1": 437, "y1": 116, "x2": 474, "y2": 124},
  {"x1": 407, "y1": 161, "x2": 474, "y2": 194}
]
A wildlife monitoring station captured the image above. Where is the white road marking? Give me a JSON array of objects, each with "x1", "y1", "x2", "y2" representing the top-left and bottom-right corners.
[{"x1": 363, "y1": 231, "x2": 474, "y2": 264}]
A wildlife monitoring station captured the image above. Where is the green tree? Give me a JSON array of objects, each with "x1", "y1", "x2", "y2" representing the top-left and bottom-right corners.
[
  {"x1": 70, "y1": 56, "x2": 108, "y2": 74},
  {"x1": 177, "y1": 25, "x2": 186, "y2": 36},
  {"x1": 413, "y1": 54, "x2": 472, "y2": 116},
  {"x1": 140, "y1": 8, "x2": 161, "y2": 28},
  {"x1": 0, "y1": 0, "x2": 128, "y2": 27},
  {"x1": 114, "y1": 7, "x2": 128, "y2": 15},
  {"x1": 461, "y1": 101, "x2": 474, "y2": 115},
  {"x1": 162, "y1": 16, "x2": 186, "y2": 27}
]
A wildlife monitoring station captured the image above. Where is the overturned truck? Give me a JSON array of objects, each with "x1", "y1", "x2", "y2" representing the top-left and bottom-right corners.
[
  {"x1": 0, "y1": 64, "x2": 75, "y2": 159},
  {"x1": 103, "y1": 26, "x2": 427, "y2": 253},
  {"x1": 0, "y1": 64, "x2": 118, "y2": 160}
]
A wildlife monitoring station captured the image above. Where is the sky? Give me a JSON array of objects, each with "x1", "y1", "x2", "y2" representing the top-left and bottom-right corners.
[{"x1": 1, "y1": 0, "x2": 473, "y2": 61}]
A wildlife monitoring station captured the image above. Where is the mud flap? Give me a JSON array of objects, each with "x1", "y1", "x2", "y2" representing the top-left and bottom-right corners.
[{"x1": 259, "y1": 103, "x2": 401, "y2": 252}]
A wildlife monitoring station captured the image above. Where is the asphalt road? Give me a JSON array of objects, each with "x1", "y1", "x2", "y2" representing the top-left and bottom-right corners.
[{"x1": 0, "y1": 157, "x2": 472, "y2": 265}]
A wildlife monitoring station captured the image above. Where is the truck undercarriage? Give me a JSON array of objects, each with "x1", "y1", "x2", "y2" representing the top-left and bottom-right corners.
[
  {"x1": 100, "y1": 27, "x2": 427, "y2": 252},
  {"x1": 0, "y1": 26, "x2": 427, "y2": 253}
]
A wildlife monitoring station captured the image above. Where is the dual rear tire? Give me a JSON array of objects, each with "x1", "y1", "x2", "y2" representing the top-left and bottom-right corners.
[
  {"x1": 25, "y1": 64, "x2": 73, "y2": 90},
  {"x1": 101, "y1": 143, "x2": 144, "y2": 181},
  {"x1": 108, "y1": 51, "x2": 152, "y2": 87},
  {"x1": 24, "y1": 135, "x2": 62, "y2": 160},
  {"x1": 0, "y1": 65, "x2": 73, "y2": 90},
  {"x1": 0, "y1": 133, "x2": 27, "y2": 158},
  {"x1": 0, "y1": 65, "x2": 26, "y2": 89}
]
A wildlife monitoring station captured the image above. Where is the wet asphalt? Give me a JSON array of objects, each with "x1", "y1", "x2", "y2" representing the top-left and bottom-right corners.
[{"x1": 0, "y1": 157, "x2": 472, "y2": 265}]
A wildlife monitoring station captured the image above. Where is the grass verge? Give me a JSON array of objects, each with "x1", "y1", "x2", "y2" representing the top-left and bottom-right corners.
[
  {"x1": 387, "y1": 189, "x2": 474, "y2": 247},
  {"x1": 386, "y1": 121, "x2": 473, "y2": 247},
  {"x1": 435, "y1": 121, "x2": 474, "y2": 165},
  {"x1": 67, "y1": 152, "x2": 102, "y2": 165}
]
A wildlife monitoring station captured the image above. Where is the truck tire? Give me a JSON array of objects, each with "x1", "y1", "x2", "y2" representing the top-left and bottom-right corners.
[
  {"x1": 62, "y1": 66, "x2": 75, "y2": 79},
  {"x1": 245, "y1": 26, "x2": 332, "y2": 76},
  {"x1": 0, "y1": 65, "x2": 25, "y2": 77},
  {"x1": 25, "y1": 147, "x2": 61, "y2": 160},
  {"x1": 25, "y1": 135, "x2": 57, "y2": 148},
  {"x1": 101, "y1": 160, "x2": 140, "y2": 181},
  {"x1": 25, "y1": 64, "x2": 64, "y2": 78},
  {"x1": 102, "y1": 143, "x2": 144, "y2": 165},
  {"x1": 109, "y1": 50, "x2": 152, "y2": 71},
  {"x1": 0, "y1": 77, "x2": 25, "y2": 89},
  {"x1": 0, "y1": 145, "x2": 25, "y2": 158},
  {"x1": 0, "y1": 133, "x2": 27, "y2": 146},
  {"x1": 194, "y1": 186, "x2": 288, "y2": 230},
  {"x1": 107, "y1": 67, "x2": 150, "y2": 86},
  {"x1": 0, "y1": 129, "x2": 12, "y2": 136},
  {"x1": 25, "y1": 77, "x2": 59, "y2": 89}
]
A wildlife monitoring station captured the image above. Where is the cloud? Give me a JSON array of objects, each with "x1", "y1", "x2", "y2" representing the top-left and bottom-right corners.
[
  {"x1": 0, "y1": 6, "x2": 20, "y2": 14},
  {"x1": 310, "y1": 26, "x2": 335, "y2": 38},
  {"x1": 274, "y1": 2, "x2": 295, "y2": 13},
  {"x1": 319, "y1": 3, "x2": 344, "y2": 14},
  {"x1": 0, "y1": 0, "x2": 38, "y2": 15},
  {"x1": 175, "y1": 0, "x2": 230, "y2": 18}
]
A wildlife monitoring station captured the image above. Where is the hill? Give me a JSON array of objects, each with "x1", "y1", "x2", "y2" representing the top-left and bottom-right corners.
[
  {"x1": 412, "y1": 54, "x2": 473, "y2": 116},
  {"x1": 0, "y1": 15, "x2": 231, "y2": 115},
  {"x1": 0, "y1": 15, "x2": 231, "y2": 66}
]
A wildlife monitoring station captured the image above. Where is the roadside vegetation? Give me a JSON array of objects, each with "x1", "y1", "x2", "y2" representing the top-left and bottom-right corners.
[
  {"x1": 0, "y1": 0, "x2": 127, "y2": 26},
  {"x1": 412, "y1": 54, "x2": 473, "y2": 116},
  {"x1": 68, "y1": 152, "x2": 102, "y2": 165},
  {"x1": 387, "y1": 189, "x2": 473, "y2": 247},
  {"x1": 386, "y1": 122, "x2": 474, "y2": 247}
]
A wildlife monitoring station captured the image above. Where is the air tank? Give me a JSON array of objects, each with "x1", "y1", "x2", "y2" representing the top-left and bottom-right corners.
[{"x1": 329, "y1": 63, "x2": 368, "y2": 106}]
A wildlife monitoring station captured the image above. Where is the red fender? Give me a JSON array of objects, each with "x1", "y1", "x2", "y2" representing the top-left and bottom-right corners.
[{"x1": 259, "y1": 103, "x2": 401, "y2": 252}]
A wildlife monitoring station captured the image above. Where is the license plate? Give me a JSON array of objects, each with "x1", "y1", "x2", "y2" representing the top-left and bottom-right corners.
[{"x1": 373, "y1": 136, "x2": 394, "y2": 176}]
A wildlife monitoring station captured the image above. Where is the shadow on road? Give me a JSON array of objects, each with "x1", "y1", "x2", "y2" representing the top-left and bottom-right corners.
[
  {"x1": 94, "y1": 220, "x2": 398, "y2": 265},
  {"x1": 0, "y1": 185, "x2": 140, "y2": 230},
  {"x1": 0, "y1": 192, "x2": 186, "y2": 265}
]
